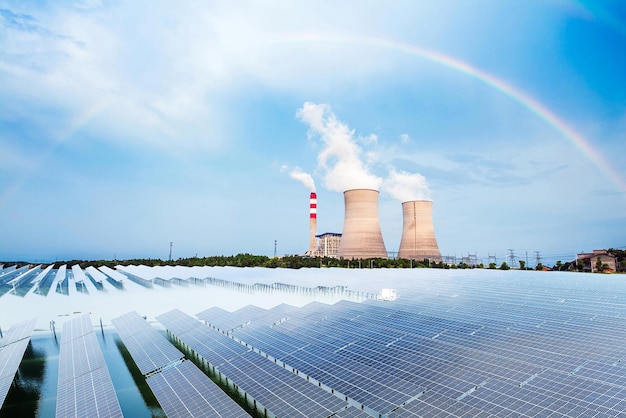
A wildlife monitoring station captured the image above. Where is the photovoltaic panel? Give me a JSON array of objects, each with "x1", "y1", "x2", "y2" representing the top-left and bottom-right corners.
[
  {"x1": 196, "y1": 306, "x2": 249, "y2": 332},
  {"x1": 156, "y1": 308, "x2": 202, "y2": 336},
  {"x1": 0, "y1": 317, "x2": 36, "y2": 349},
  {"x1": 112, "y1": 311, "x2": 184, "y2": 375},
  {"x1": 197, "y1": 304, "x2": 268, "y2": 333},
  {"x1": 0, "y1": 317, "x2": 37, "y2": 408},
  {"x1": 216, "y1": 351, "x2": 346, "y2": 418},
  {"x1": 0, "y1": 338, "x2": 31, "y2": 408},
  {"x1": 231, "y1": 305, "x2": 268, "y2": 323},
  {"x1": 146, "y1": 360, "x2": 250, "y2": 418},
  {"x1": 7, "y1": 265, "x2": 626, "y2": 417},
  {"x1": 232, "y1": 325, "x2": 308, "y2": 358},
  {"x1": 282, "y1": 346, "x2": 423, "y2": 415},
  {"x1": 393, "y1": 390, "x2": 495, "y2": 417},
  {"x1": 56, "y1": 315, "x2": 122, "y2": 418},
  {"x1": 160, "y1": 309, "x2": 350, "y2": 417},
  {"x1": 179, "y1": 325, "x2": 250, "y2": 367},
  {"x1": 332, "y1": 406, "x2": 374, "y2": 418}
]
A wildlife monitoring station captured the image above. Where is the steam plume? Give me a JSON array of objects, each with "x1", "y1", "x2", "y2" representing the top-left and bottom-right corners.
[
  {"x1": 297, "y1": 102, "x2": 382, "y2": 192},
  {"x1": 286, "y1": 166, "x2": 316, "y2": 191},
  {"x1": 382, "y1": 168, "x2": 432, "y2": 202},
  {"x1": 296, "y1": 102, "x2": 432, "y2": 201}
]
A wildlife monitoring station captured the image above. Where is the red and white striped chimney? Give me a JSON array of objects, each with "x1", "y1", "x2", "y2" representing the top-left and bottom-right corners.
[{"x1": 309, "y1": 192, "x2": 317, "y2": 255}]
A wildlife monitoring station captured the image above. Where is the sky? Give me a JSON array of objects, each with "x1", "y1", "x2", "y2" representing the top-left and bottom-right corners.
[{"x1": 0, "y1": 0, "x2": 625, "y2": 265}]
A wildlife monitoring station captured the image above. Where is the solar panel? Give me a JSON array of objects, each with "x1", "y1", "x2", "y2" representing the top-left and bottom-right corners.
[
  {"x1": 333, "y1": 405, "x2": 382, "y2": 418},
  {"x1": 159, "y1": 309, "x2": 350, "y2": 417},
  {"x1": 0, "y1": 317, "x2": 36, "y2": 349},
  {"x1": 6, "y1": 265, "x2": 626, "y2": 417},
  {"x1": 216, "y1": 351, "x2": 346, "y2": 418},
  {"x1": 196, "y1": 306, "x2": 249, "y2": 332},
  {"x1": 0, "y1": 317, "x2": 37, "y2": 409},
  {"x1": 56, "y1": 315, "x2": 122, "y2": 418},
  {"x1": 0, "y1": 338, "x2": 31, "y2": 408},
  {"x1": 112, "y1": 311, "x2": 184, "y2": 375},
  {"x1": 156, "y1": 308, "x2": 203, "y2": 336},
  {"x1": 146, "y1": 360, "x2": 250, "y2": 418}
]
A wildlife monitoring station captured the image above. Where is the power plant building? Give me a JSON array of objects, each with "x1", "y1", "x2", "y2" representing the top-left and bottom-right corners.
[
  {"x1": 303, "y1": 191, "x2": 442, "y2": 261},
  {"x1": 397, "y1": 200, "x2": 442, "y2": 262},
  {"x1": 336, "y1": 189, "x2": 388, "y2": 259},
  {"x1": 315, "y1": 232, "x2": 342, "y2": 257}
]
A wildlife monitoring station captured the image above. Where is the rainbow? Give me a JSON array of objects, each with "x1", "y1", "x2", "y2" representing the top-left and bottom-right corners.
[{"x1": 280, "y1": 34, "x2": 626, "y2": 195}]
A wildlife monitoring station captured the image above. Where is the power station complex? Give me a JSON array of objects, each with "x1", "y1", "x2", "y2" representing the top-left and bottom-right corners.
[{"x1": 307, "y1": 189, "x2": 442, "y2": 261}]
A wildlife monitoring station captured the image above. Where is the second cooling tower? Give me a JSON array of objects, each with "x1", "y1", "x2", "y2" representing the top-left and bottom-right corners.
[
  {"x1": 337, "y1": 189, "x2": 388, "y2": 259},
  {"x1": 398, "y1": 200, "x2": 442, "y2": 262}
]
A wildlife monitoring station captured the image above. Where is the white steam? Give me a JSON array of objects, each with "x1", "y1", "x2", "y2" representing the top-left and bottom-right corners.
[
  {"x1": 297, "y1": 102, "x2": 382, "y2": 192},
  {"x1": 295, "y1": 102, "x2": 432, "y2": 202},
  {"x1": 382, "y1": 168, "x2": 432, "y2": 202},
  {"x1": 284, "y1": 166, "x2": 316, "y2": 191}
]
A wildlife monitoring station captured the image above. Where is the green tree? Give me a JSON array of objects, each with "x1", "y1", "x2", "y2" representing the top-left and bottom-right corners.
[
  {"x1": 519, "y1": 260, "x2": 526, "y2": 270},
  {"x1": 595, "y1": 257, "x2": 604, "y2": 273},
  {"x1": 535, "y1": 263, "x2": 544, "y2": 271},
  {"x1": 499, "y1": 262, "x2": 510, "y2": 270},
  {"x1": 488, "y1": 262, "x2": 497, "y2": 269}
]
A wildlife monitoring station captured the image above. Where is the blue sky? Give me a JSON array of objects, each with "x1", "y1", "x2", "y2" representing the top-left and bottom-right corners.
[{"x1": 1, "y1": 0, "x2": 624, "y2": 264}]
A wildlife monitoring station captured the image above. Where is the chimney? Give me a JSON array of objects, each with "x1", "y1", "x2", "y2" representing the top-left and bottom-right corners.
[
  {"x1": 337, "y1": 189, "x2": 388, "y2": 259},
  {"x1": 397, "y1": 200, "x2": 442, "y2": 262},
  {"x1": 309, "y1": 192, "x2": 317, "y2": 256}
]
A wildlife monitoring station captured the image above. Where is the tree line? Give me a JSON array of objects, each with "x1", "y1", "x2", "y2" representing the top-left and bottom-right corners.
[{"x1": 3, "y1": 249, "x2": 625, "y2": 272}]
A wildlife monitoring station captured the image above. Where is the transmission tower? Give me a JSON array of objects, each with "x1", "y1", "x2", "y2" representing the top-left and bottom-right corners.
[
  {"x1": 525, "y1": 251, "x2": 529, "y2": 270},
  {"x1": 534, "y1": 251, "x2": 542, "y2": 268},
  {"x1": 274, "y1": 240, "x2": 277, "y2": 258},
  {"x1": 488, "y1": 253, "x2": 497, "y2": 265},
  {"x1": 508, "y1": 249, "x2": 516, "y2": 267},
  {"x1": 169, "y1": 242, "x2": 173, "y2": 261}
]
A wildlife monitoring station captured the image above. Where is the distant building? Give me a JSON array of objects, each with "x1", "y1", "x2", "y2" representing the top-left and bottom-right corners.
[
  {"x1": 576, "y1": 250, "x2": 616, "y2": 273},
  {"x1": 316, "y1": 232, "x2": 342, "y2": 257}
]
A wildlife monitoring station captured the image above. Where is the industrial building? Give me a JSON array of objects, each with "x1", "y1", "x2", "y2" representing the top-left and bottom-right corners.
[
  {"x1": 315, "y1": 232, "x2": 342, "y2": 257},
  {"x1": 305, "y1": 189, "x2": 442, "y2": 261}
]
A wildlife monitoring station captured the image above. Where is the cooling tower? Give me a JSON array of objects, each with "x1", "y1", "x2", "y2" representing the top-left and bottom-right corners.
[
  {"x1": 309, "y1": 192, "x2": 317, "y2": 255},
  {"x1": 397, "y1": 200, "x2": 442, "y2": 262},
  {"x1": 337, "y1": 189, "x2": 388, "y2": 259}
]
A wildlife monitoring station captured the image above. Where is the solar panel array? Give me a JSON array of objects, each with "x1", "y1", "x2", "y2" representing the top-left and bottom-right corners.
[
  {"x1": 4, "y1": 266, "x2": 626, "y2": 417},
  {"x1": 56, "y1": 315, "x2": 123, "y2": 418},
  {"x1": 112, "y1": 311, "x2": 184, "y2": 375},
  {"x1": 157, "y1": 309, "x2": 352, "y2": 418},
  {"x1": 146, "y1": 360, "x2": 249, "y2": 418},
  {"x1": 187, "y1": 275, "x2": 626, "y2": 418},
  {"x1": 0, "y1": 317, "x2": 36, "y2": 408},
  {"x1": 113, "y1": 311, "x2": 250, "y2": 418},
  {"x1": 158, "y1": 309, "x2": 250, "y2": 367}
]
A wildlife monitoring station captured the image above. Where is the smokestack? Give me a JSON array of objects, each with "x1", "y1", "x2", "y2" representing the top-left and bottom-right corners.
[
  {"x1": 337, "y1": 189, "x2": 388, "y2": 259},
  {"x1": 309, "y1": 192, "x2": 317, "y2": 256},
  {"x1": 397, "y1": 200, "x2": 442, "y2": 262}
]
